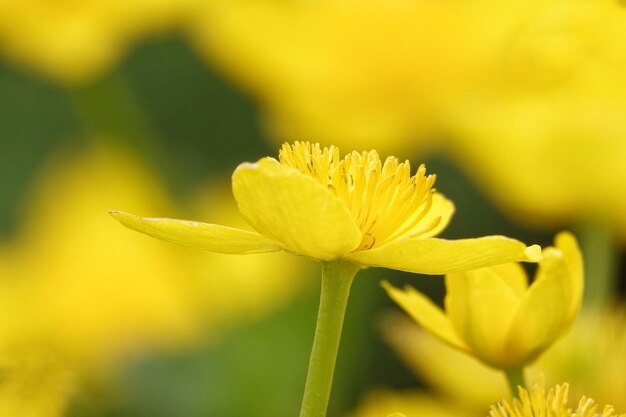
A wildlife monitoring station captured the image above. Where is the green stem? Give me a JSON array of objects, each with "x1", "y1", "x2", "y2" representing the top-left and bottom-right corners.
[
  {"x1": 299, "y1": 261, "x2": 360, "y2": 417},
  {"x1": 504, "y1": 367, "x2": 525, "y2": 396},
  {"x1": 576, "y1": 221, "x2": 617, "y2": 309}
]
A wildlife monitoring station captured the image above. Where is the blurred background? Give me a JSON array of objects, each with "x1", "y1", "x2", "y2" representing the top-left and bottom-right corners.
[{"x1": 0, "y1": 1, "x2": 625, "y2": 416}]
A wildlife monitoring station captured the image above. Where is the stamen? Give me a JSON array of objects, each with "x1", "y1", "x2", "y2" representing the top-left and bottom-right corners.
[{"x1": 278, "y1": 142, "x2": 438, "y2": 250}]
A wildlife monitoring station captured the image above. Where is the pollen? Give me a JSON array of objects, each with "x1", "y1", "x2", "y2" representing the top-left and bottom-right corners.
[{"x1": 278, "y1": 142, "x2": 439, "y2": 250}]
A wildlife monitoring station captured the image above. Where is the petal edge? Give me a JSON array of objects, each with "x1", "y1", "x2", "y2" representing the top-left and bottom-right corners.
[
  {"x1": 348, "y1": 236, "x2": 540, "y2": 275},
  {"x1": 109, "y1": 211, "x2": 282, "y2": 254}
]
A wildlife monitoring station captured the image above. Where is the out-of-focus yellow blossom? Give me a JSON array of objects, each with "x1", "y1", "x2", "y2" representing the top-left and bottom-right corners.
[
  {"x1": 350, "y1": 389, "x2": 463, "y2": 417},
  {"x1": 0, "y1": 0, "x2": 198, "y2": 83},
  {"x1": 189, "y1": 0, "x2": 527, "y2": 155},
  {"x1": 0, "y1": 144, "x2": 310, "y2": 411},
  {"x1": 535, "y1": 308, "x2": 626, "y2": 411},
  {"x1": 385, "y1": 232, "x2": 582, "y2": 369},
  {"x1": 443, "y1": 0, "x2": 626, "y2": 239},
  {"x1": 380, "y1": 307, "x2": 626, "y2": 417},
  {"x1": 382, "y1": 314, "x2": 507, "y2": 412},
  {"x1": 4, "y1": 146, "x2": 198, "y2": 368},
  {"x1": 112, "y1": 142, "x2": 540, "y2": 274},
  {"x1": 489, "y1": 380, "x2": 625, "y2": 417}
]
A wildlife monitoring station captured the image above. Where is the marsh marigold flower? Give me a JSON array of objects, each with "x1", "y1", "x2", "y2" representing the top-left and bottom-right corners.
[
  {"x1": 443, "y1": 0, "x2": 626, "y2": 241},
  {"x1": 112, "y1": 142, "x2": 540, "y2": 273},
  {"x1": 490, "y1": 380, "x2": 625, "y2": 417},
  {"x1": 385, "y1": 232, "x2": 582, "y2": 369},
  {"x1": 189, "y1": 0, "x2": 527, "y2": 155}
]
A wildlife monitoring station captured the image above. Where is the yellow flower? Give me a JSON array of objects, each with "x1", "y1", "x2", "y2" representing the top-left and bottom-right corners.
[
  {"x1": 384, "y1": 232, "x2": 582, "y2": 369},
  {"x1": 535, "y1": 308, "x2": 626, "y2": 410},
  {"x1": 378, "y1": 307, "x2": 626, "y2": 417},
  {"x1": 0, "y1": 0, "x2": 197, "y2": 83},
  {"x1": 189, "y1": 0, "x2": 524, "y2": 155},
  {"x1": 443, "y1": 0, "x2": 626, "y2": 239},
  {"x1": 490, "y1": 380, "x2": 625, "y2": 417},
  {"x1": 112, "y1": 142, "x2": 540, "y2": 274}
]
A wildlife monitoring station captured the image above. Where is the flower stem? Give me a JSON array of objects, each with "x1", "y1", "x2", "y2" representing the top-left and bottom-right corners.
[
  {"x1": 576, "y1": 221, "x2": 617, "y2": 309},
  {"x1": 299, "y1": 260, "x2": 360, "y2": 417},
  {"x1": 504, "y1": 367, "x2": 525, "y2": 396}
]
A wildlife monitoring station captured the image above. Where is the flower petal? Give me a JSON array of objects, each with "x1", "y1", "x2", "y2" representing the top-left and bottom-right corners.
[
  {"x1": 347, "y1": 236, "x2": 541, "y2": 274},
  {"x1": 413, "y1": 193, "x2": 455, "y2": 239},
  {"x1": 555, "y1": 231, "x2": 583, "y2": 325},
  {"x1": 109, "y1": 211, "x2": 282, "y2": 254},
  {"x1": 445, "y1": 269, "x2": 522, "y2": 368},
  {"x1": 382, "y1": 281, "x2": 469, "y2": 352},
  {"x1": 487, "y1": 263, "x2": 528, "y2": 297},
  {"x1": 232, "y1": 158, "x2": 362, "y2": 260},
  {"x1": 504, "y1": 247, "x2": 572, "y2": 365}
]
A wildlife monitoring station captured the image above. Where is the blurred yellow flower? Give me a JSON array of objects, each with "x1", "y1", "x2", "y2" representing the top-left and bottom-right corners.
[
  {"x1": 112, "y1": 142, "x2": 540, "y2": 274},
  {"x1": 382, "y1": 315, "x2": 507, "y2": 413},
  {"x1": 384, "y1": 232, "x2": 582, "y2": 369},
  {"x1": 443, "y1": 0, "x2": 626, "y2": 239},
  {"x1": 350, "y1": 389, "x2": 462, "y2": 417},
  {"x1": 536, "y1": 308, "x2": 626, "y2": 411},
  {"x1": 189, "y1": 0, "x2": 524, "y2": 155},
  {"x1": 380, "y1": 307, "x2": 626, "y2": 417},
  {"x1": 0, "y1": 144, "x2": 310, "y2": 412},
  {"x1": 490, "y1": 380, "x2": 625, "y2": 417},
  {"x1": 0, "y1": 0, "x2": 197, "y2": 83}
]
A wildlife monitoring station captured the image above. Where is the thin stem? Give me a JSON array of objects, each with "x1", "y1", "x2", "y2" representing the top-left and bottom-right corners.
[
  {"x1": 576, "y1": 221, "x2": 617, "y2": 308},
  {"x1": 299, "y1": 260, "x2": 360, "y2": 417},
  {"x1": 504, "y1": 367, "x2": 525, "y2": 396}
]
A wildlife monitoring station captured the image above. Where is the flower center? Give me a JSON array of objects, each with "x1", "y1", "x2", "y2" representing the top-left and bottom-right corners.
[{"x1": 278, "y1": 142, "x2": 439, "y2": 250}]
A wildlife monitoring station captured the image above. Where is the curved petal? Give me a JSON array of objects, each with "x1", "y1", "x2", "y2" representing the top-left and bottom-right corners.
[
  {"x1": 232, "y1": 158, "x2": 362, "y2": 260},
  {"x1": 413, "y1": 193, "x2": 455, "y2": 239},
  {"x1": 109, "y1": 211, "x2": 282, "y2": 254},
  {"x1": 382, "y1": 281, "x2": 469, "y2": 352},
  {"x1": 555, "y1": 231, "x2": 583, "y2": 325},
  {"x1": 446, "y1": 269, "x2": 521, "y2": 368},
  {"x1": 504, "y1": 247, "x2": 571, "y2": 366},
  {"x1": 347, "y1": 236, "x2": 541, "y2": 274}
]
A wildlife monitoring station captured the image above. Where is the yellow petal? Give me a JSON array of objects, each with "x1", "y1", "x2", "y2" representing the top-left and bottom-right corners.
[
  {"x1": 347, "y1": 236, "x2": 541, "y2": 274},
  {"x1": 445, "y1": 269, "x2": 522, "y2": 368},
  {"x1": 487, "y1": 263, "x2": 529, "y2": 297},
  {"x1": 232, "y1": 157, "x2": 362, "y2": 260},
  {"x1": 555, "y1": 231, "x2": 583, "y2": 326},
  {"x1": 504, "y1": 248, "x2": 571, "y2": 366},
  {"x1": 109, "y1": 211, "x2": 282, "y2": 254},
  {"x1": 412, "y1": 193, "x2": 455, "y2": 239},
  {"x1": 382, "y1": 281, "x2": 469, "y2": 352}
]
